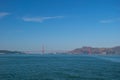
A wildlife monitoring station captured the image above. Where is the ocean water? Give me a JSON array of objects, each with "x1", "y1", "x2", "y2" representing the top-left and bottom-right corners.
[{"x1": 0, "y1": 54, "x2": 120, "y2": 80}]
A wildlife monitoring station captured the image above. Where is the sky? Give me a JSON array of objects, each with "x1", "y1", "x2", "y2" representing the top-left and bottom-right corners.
[{"x1": 0, "y1": 0, "x2": 120, "y2": 51}]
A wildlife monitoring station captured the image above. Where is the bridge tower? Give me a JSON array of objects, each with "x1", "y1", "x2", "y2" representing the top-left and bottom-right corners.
[{"x1": 42, "y1": 45, "x2": 45, "y2": 54}]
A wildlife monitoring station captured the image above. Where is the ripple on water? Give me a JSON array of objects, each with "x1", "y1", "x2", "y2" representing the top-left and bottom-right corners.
[{"x1": 0, "y1": 54, "x2": 120, "y2": 80}]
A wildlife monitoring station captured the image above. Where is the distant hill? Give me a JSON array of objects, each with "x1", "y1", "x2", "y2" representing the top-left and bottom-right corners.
[
  {"x1": 0, "y1": 50, "x2": 25, "y2": 54},
  {"x1": 70, "y1": 46, "x2": 120, "y2": 54}
]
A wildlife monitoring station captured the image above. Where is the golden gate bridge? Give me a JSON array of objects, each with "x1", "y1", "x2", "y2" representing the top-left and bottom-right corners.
[
  {"x1": 23, "y1": 50, "x2": 69, "y2": 54},
  {"x1": 23, "y1": 45, "x2": 69, "y2": 53}
]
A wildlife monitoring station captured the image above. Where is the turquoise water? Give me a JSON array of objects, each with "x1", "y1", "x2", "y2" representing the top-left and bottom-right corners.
[{"x1": 0, "y1": 54, "x2": 120, "y2": 80}]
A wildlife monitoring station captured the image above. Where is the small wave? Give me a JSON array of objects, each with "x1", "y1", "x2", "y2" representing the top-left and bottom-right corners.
[{"x1": 92, "y1": 55, "x2": 120, "y2": 63}]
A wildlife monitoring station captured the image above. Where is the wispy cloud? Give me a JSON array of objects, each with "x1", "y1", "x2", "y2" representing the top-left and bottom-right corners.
[
  {"x1": 99, "y1": 19, "x2": 114, "y2": 23},
  {"x1": 99, "y1": 18, "x2": 120, "y2": 23},
  {"x1": 0, "y1": 12, "x2": 10, "y2": 18},
  {"x1": 22, "y1": 16, "x2": 63, "y2": 22}
]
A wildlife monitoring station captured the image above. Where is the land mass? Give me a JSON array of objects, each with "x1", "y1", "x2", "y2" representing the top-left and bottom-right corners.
[
  {"x1": 70, "y1": 46, "x2": 120, "y2": 54},
  {"x1": 1, "y1": 46, "x2": 120, "y2": 54},
  {"x1": 0, "y1": 50, "x2": 25, "y2": 54}
]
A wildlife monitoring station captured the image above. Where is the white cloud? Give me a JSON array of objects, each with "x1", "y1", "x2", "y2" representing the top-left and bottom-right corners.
[
  {"x1": 0, "y1": 12, "x2": 10, "y2": 18},
  {"x1": 99, "y1": 19, "x2": 114, "y2": 23},
  {"x1": 99, "y1": 18, "x2": 120, "y2": 23},
  {"x1": 22, "y1": 16, "x2": 63, "y2": 22},
  {"x1": 22, "y1": 17, "x2": 43, "y2": 22}
]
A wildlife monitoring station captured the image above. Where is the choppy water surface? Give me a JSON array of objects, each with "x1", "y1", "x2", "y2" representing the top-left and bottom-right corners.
[{"x1": 0, "y1": 54, "x2": 120, "y2": 80}]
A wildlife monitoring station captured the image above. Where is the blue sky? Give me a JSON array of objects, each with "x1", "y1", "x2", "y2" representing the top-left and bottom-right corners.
[{"x1": 0, "y1": 0, "x2": 120, "y2": 51}]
